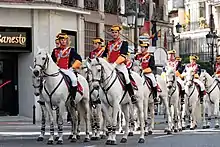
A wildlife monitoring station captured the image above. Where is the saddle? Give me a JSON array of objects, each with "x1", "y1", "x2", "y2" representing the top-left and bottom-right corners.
[
  {"x1": 116, "y1": 70, "x2": 138, "y2": 91},
  {"x1": 144, "y1": 75, "x2": 162, "y2": 92},
  {"x1": 59, "y1": 70, "x2": 83, "y2": 96}
]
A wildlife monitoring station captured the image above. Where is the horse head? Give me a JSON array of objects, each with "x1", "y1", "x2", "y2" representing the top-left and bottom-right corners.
[
  {"x1": 165, "y1": 66, "x2": 176, "y2": 89},
  {"x1": 132, "y1": 60, "x2": 142, "y2": 74},
  {"x1": 32, "y1": 48, "x2": 52, "y2": 77},
  {"x1": 185, "y1": 67, "x2": 194, "y2": 87},
  {"x1": 90, "y1": 57, "x2": 114, "y2": 89},
  {"x1": 31, "y1": 73, "x2": 44, "y2": 96},
  {"x1": 199, "y1": 69, "x2": 213, "y2": 88}
]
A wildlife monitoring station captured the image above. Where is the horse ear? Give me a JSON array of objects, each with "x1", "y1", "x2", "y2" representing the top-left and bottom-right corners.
[
  {"x1": 96, "y1": 58, "x2": 100, "y2": 63},
  {"x1": 87, "y1": 58, "x2": 91, "y2": 63},
  {"x1": 29, "y1": 66, "x2": 34, "y2": 72}
]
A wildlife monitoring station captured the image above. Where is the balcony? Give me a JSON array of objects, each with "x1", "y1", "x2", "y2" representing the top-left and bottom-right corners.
[
  {"x1": 61, "y1": 0, "x2": 77, "y2": 7},
  {"x1": 151, "y1": 6, "x2": 164, "y2": 21},
  {"x1": 84, "y1": 0, "x2": 98, "y2": 11},
  {"x1": 105, "y1": 0, "x2": 117, "y2": 14},
  {"x1": 182, "y1": 21, "x2": 209, "y2": 32},
  {"x1": 0, "y1": 0, "x2": 31, "y2": 2}
]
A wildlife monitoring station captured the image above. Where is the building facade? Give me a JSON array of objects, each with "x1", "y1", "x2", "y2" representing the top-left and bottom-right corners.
[{"x1": 0, "y1": 0, "x2": 90, "y2": 120}]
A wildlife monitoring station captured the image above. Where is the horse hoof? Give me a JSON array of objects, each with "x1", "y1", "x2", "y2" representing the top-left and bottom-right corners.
[
  {"x1": 71, "y1": 138, "x2": 77, "y2": 142},
  {"x1": 144, "y1": 132, "x2": 148, "y2": 136},
  {"x1": 101, "y1": 135, "x2": 106, "y2": 139},
  {"x1": 190, "y1": 127, "x2": 194, "y2": 130},
  {"x1": 76, "y1": 135, "x2": 80, "y2": 140},
  {"x1": 84, "y1": 138, "x2": 90, "y2": 142},
  {"x1": 186, "y1": 125, "x2": 190, "y2": 128},
  {"x1": 148, "y1": 131, "x2": 153, "y2": 135},
  {"x1": 111, "y1": 140, "x2": 117, "y2": 145},
  {"x1": 120, "y1": 130, "x2": 123, "y2": 133},
  {"x1": 174, "y1": 129, "x2": 178, "y2": 133},
  {"x1": 37, "y1": 137, "x2": 44, "y2": 141},
  {"x1": 202, "y1": 126, "x2": 206, "y2": 129},
  {"x1": 91, "y1": 137, "x2": 97, "y2": 140},
  {"x1": 164, "y1": 129, "x2": 167, "y2": 132},
  {"x1": 55, "y1": 136, "x2": 59, "y2": 141},
  {"x1": 105, "y1": 140, "x2": 111, "y2": 145},
  {"x1": 96, "y1": 136, "x2": 100, "y2": 140},
  {"x1": 182, "y1": 127, "x2": 186, "y2": 130},
  {"x1": 128, "y1": 132, "x2": 134, "y2": 136},
  {"x1": 136, "y1": 127, "x2": 141, "y2": 131},
  {"x1": 195, "y1": 125, "x2": 197, "y2": 128},
  {"x1": 138, "y1": 138, "x2": 145, "y2": 143},
  {"x1": 178, "y1": 128, "x2": 182, "y2": 132},
  {"x1": 56, "y1": 140, "x2": 63, "y2": 145},
  {"x1": 47, "y1": 140, "x2": 53, "y2": 145},
  {"x1": 215, "y1": 125, "x2": 219, "y2": 128},
  {"x1": 167, "y1": 130, "x2": 172, "y2": 135},
  {"x1": 206, "y1": 125, "x2": 210, "y2": 129},
  {"x1": 68, "y1": 135, "x2": 73, "y2": 140},
  {"x1": 120, "y1": 138, "x2": 127, "y2": 143}
]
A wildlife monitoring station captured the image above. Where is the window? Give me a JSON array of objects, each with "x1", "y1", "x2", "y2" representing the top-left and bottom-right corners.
[
  {"x1": 104, "y1": 25, "x2": 112, "y2": 45},
  {"x1": 84, "y1": 0, "x2": 98, "y2": 10},
  {"x1": 84, "y1": 22, "x2": 98, "y2": 57},
  {"x1": 199, "y1": 2, "x2": 205, "y2": 18},
  {"x1": 61, "y1": 30, "x2": 77, "y2": 50}
]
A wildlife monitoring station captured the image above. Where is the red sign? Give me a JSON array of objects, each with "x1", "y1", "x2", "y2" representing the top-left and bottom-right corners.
[{"x1": 140, "y1": 21, "x2": 150, "y2": 35}]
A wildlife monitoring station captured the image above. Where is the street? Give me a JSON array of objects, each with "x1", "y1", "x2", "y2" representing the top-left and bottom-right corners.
[{"x1": 0, "y1": 116, "x2": 219, "y2": 147}]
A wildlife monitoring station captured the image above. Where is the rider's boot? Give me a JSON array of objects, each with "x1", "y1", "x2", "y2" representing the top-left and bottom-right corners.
[
  {"x1": 199, "y1": 90, "x2": 206, "y2": 104},
  {"x1": 126, "y1": 83, "x2": 138, "y2": 104},
  {"x1": 181, "y1": 90, "x2": 185, "y2": 104},
  {"x1": 152, "y1": 86, "x2": 159, "y2": 104},
  {"x1": 70, "y1": 86, "x2": 77, "y2": 107}
]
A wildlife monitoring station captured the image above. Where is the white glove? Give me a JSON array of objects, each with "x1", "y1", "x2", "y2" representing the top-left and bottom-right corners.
[{"x1": 112, "y1": 62, "x2": 118, "y2": 69}]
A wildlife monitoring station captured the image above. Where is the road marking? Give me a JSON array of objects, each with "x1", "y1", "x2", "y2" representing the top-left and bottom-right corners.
[
  {"x1": 154, "y1": 135, "x2": 173, "y2": 139},
  {"x1": 0, "y1": 130, "x2": 166, "y2": 136}
]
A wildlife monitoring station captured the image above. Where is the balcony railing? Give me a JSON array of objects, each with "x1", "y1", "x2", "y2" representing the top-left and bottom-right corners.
[
  {"x1": 104, "y1": 0, "x2": 117, "y2": 14},
  {"x1": 151, "y1": 6, "x2": 164, "y2": 21},
  {"x1": 182, "y1": 21, "x2": 209, "y2": 32},
  {"x1": 0, "y1": 0, "x2": 31, "y2": 2},
  {"x1": 84, "y1": 0, "x2": 98, "y2": 11},
  {"x1": 61, "y1": 0, "x2": 77, "y2": 7}
]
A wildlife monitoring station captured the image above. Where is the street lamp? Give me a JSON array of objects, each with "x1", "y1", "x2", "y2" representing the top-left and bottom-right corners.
[
  {"x1": 175, "y1": 23, "x2": 182, "y2": 33},
  {"x1": 206, "y1": 2, "x2": 219, "y2": 74},
  {"x1": 126, "y1": 1, "x2": 145, "y2": 54}
]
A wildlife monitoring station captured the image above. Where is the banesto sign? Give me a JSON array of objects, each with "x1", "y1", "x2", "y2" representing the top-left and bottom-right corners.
[{"x1": 0, "y1": 32, "x2": 27, "y2": 47}]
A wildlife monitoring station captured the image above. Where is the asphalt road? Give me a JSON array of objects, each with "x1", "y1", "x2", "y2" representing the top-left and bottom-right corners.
[{"x1": 0, "y1": 123, "x2": 220, "y2": 147}]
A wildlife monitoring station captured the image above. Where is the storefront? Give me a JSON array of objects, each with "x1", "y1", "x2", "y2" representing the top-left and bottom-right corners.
[{"x1": 0, "y1": 27, "x2": 32, "y2": 116}]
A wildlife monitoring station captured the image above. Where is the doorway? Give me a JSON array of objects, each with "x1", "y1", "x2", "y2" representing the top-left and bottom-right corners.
[{"x1": 0, "y1": 53, "x2": 18, "y2": 116}]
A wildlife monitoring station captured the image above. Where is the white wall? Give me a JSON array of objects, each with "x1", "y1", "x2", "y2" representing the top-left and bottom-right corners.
[{"x1": 0, "y1": 8, "x2": 31, "y2": 27}]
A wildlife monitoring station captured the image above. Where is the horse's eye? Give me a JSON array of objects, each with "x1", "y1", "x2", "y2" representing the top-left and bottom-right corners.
[
  {"x1": 42, "y1": 57, "x2": 45, "y2": 60},
  {"x1": 98, "y1": 69, "x2": 101, "y2": 72}
]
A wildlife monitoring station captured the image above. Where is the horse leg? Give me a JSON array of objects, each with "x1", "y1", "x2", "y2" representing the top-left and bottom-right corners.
[
  {"x1": 202, "y1": 101, "x2": 207, "y2": 129},
  {"x1": 110, "y1": 104, "x2": 120, "y2": 145},
  {"x1": 82, "y1": 98, "x2": 90, "y2": 142},
  {"x1": 148, "y1": 102, "x2": 154, "y2": 135},
  {"x1": 181, "y1": 103, "x2": 186, "y2": 130},
  {"x1": 37, "y1": 103, "x2": 46, "y2": 141},
  {"x1": 91, "y1": 107, "x2": 97, "y2": 140},
  {"x1": 67, "y1": 104, "x2": 78, "y2": 142},
  {"x1": 213, "y1": 99, "x2": 219, "y2": 128},
  {"x1": 120, "y1": 104, "x2": 129, "y2": 143},
  {"x1": 118, "y1": 109, "x2": 123, "y2": 134},
  {"x1": 173, "y1": 103, "x2": 179, "y2": 132},
  {"x1": 206, "y1": 102, "x2": 212, "y2": 128},
  {"x1": 190, "y1": 103, "x2": 197, "y2": 130},
  {"x1": 56, "y1": 102, "x2": 65, "y2": 144},
  {"x1": 95, "y1": 104, "x2": 101, "y2": 140},
  {"x1": 45, "y1": 104, "x2": 55, "y2": 145},
  {"x1": 143, "y1": 97, "x2": 149, "y2": 136},
  {"x1": 136, "y1": 99, "x2": 145, "y2": 143},
  {"x1": 76, "y1": 111, "x2": 81, "y2": 139},
  {"x1": 161, "y1": 96, "x2": 172, "y2": 134},
  {"x1": 128, "y1": 105, "x2": 135, "y2": 136}
]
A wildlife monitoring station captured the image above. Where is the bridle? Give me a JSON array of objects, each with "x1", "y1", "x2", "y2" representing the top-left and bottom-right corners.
[{"x1": 166, "y1": 72, "x2": 177, "y2": 99}]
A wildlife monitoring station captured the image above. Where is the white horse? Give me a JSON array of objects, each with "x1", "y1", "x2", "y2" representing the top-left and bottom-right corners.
[
  {"x1": 199, "y1": 70, "x2": 220, "y2": 128},
  {"x1": 88, "y1": 58, "x2": 145, "y2": 145},
  {"x1": 31, "y1": 48, "x2": 90, "y2": 144},
  {"x1": 132, "y1": 60, "x2": 172, "y2": 134},
  {"x1": 183, "y1": 67, "x2": 202, "y2": 130},
  {"x1": 165, "y1": 66, "x2": 182, "y2": 132}
]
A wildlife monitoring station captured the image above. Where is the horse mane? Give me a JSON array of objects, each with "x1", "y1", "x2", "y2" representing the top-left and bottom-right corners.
[{"x1": 93, "y1": 58, "x2": 114, "y2": 71}]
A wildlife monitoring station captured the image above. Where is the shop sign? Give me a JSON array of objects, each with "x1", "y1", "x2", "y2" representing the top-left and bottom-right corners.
[{"x1": 0, "y1": 32, "x2": 26, "y2": 47}]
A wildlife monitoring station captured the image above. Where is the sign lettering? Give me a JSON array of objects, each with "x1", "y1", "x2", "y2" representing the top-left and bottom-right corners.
[{"x1": 0, "y1": 32, "x2": 27, "y2": 47}]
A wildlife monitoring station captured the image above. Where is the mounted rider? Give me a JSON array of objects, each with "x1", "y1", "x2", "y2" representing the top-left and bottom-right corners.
[
  {"x1": 167, "y1": 50, "x2": 185, "y2": 103},
  {"x1": 102, "y1": 24, "x2": 138, "y2": 104},
  {"x1": 185, "y1": 55, "x2": 206, "y2": 104},
  {"x1": 134, "y1": 40, "x2": 159, "y2": 103},
  {"x1": 89, "y1": 37, "x2": 105, "y2": 59},
  {"x1": 51, "y1": 33, "x2": 82, "y2": 105},
  {"x1": 214, "y1": 55, "x2": 220, "y2": 80}
]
